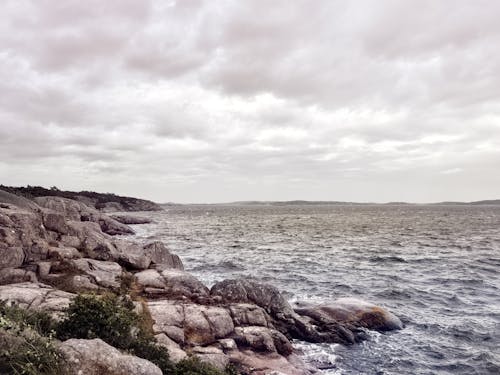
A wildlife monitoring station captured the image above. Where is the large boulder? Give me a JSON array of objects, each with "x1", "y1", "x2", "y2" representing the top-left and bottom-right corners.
[
  {"x1": 113, "y1": 240, "x2": 151, "y2": 270},
  {"x1": 295, "y1": 298, "x2": 403, "y2": 332},
  {"x1": 136, "y1": 269, "x2": 208, "y2": 299},
  {"x1": 211, "y1": 279, "x2": 295, "y2": 319},
  {"x1": 143, "y1": 241, "x2": 183, "y2": 269},
  {"x1": 148, "y1": 300, "x2": 234, "y2": 346},
  {"x1": 59, "y1": 338, "x2": 162, "y2": 375}
]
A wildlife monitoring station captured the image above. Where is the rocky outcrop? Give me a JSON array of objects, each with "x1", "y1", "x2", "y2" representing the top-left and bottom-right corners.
[
  {"x1": 59, "y1": 338, "x2": 162, "y2": 375},
  {"x1": 0, "y1": 185, "x2": 162, "y2": 212},
  {"x1": 35, "y1": 196, "x2": 134, "y2": 235}
]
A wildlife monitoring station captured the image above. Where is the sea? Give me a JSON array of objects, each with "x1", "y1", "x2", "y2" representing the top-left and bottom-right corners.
[{"x1": 124, "y1": 204, "x2": 500, "y2": 375}]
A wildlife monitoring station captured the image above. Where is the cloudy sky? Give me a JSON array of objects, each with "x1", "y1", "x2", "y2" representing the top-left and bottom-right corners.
[{"x1": 1, "y1": 0, "x2": 499, "y2": 203}]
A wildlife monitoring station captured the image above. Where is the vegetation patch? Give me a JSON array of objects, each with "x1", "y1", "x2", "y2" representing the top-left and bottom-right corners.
[{"x1": 0, "y1": 302, "x2": 64, "y2": 375}]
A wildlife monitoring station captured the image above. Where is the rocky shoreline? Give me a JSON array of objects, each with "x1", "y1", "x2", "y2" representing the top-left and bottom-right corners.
[{"x1": 0, "y1": 188, "x2": 402, "y2": 374}]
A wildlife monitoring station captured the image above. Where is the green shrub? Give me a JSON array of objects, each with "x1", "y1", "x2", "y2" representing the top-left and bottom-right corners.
[
  {"x1": 0, "y1": 301, "x2": 57, "y2": 337},
  {"x1": 56, "y1": 293, "x2": 138, "y2": 349},
  {"x1": 0, "y1": 314, "x2": 64, "y2": 375},
  {"x1": 56, "y1": 293, "x2": 175, "y2": 373}
]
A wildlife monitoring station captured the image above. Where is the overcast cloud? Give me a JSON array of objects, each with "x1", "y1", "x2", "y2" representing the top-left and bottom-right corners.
[{"x1": 1, "y1": 0, "x2": 499, "y2": 203}]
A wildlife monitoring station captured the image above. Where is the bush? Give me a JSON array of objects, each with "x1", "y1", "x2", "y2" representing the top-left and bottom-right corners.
[
  {"x1": 56, "y1": 293, "x2": 176, "y2": 373},
  {"x1": 0, "y1": 301, "x2": 57, "y2": 337},
  {"x1": 0, "y1": 311, "x2": 64, "y2": 375},
  {"x1": 56, "y1": 293, "x2": 138, "y2": 349}
]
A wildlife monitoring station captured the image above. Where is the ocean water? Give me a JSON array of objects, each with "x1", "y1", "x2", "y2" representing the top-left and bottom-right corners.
[{"x1": 126, "y1": 204, "x2": 500, "y2": 374}]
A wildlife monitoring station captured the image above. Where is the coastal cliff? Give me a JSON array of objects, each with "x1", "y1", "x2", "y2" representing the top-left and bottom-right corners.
[{"x1": 0, "y1": 188, "x2": 402, "y2": 374}]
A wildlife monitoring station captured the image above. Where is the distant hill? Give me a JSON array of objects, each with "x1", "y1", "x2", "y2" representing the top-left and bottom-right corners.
[{"x1": 0, "y1": 185, "x2": 162, "y2": 212}]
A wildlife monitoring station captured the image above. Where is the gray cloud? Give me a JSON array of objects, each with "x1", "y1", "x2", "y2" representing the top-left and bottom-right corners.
[{"x1": 1, "y1": 0, "x2": 499, "y2": 202}]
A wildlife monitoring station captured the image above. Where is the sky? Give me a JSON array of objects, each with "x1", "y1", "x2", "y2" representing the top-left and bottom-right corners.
[{"x1": 1, "y1": 0, "x2": 499, "y2": 203}]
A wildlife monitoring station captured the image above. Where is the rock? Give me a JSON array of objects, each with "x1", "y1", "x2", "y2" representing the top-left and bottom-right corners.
[
  {"x1": 148, "y1": 300, "x2": 234, "y2": 346},
  {"x1": 192, "y1": 346, "x2": 229, "y2": 370},
  {"x1": 228, "y1": 350, "x2": 314, "y2": 375},
  {"x1": 295, "y1": 298, "x2": 403, "y2": 332},
  {"x1": 41, "y1": 210, "x2": 68, "y2": 234},
  {"x1": 148, "y1": 301, "x2": 185, "y2": 343},
  {"x1": 0, "y1": 282, "x2": 73, "y2": 315},
  {"x1": 113, "y1": 240, "x2": 151, "y2": 270},
  {"x1": 70, "y1": 258, "x2": 122, "y2": 289},
  {"x1": 211, "y1": 279, "x2": 295, "y2": 319},
  {"x1": 66, "y1": 221, "x2": 117, "y2": 260},
  {"x1": 0, "y1": 242, "x2": 24, "y2": 270},
  {"x1": 233, "y1": 326, "x2": 292, "y2": 356},
  {"x1": 160, "y1": 269, "x2": 209, "y2": 299},
  {"x1": 0, "y1": 268, "x2": 37, "y2": 285},
  {"x1": 35, "y1": 196, "x2": 134, "y2": 236},
  {"x1": 59, "y1": 338, "x2": 162, "y2": 375},
  {"x1": 155, "y1": 333, "x2": 187, "y2": 362},
  {"x1": 219, "y1": 338, "x2": 237, "y2": 351},
  {"x1": 0, "y1": 189, "x2": 39, "y2": 211},
  {"x1": 229, "y1": 303, "x2": 269, "y2": 327},
  {"x1": 138, "y1": 269, "x2": 208, "y2": 299},
  {"x1": 234, "y1": 326, "x2": 277, "y2": 353},
  {"x1": 110, "y1": 214, "x2": 152, "y2": 225},
  {"x1": 34, "y1": 196, "x2": 82, "y2": 221},
  {"x1": 48, "y1": 246, "x2": 82, "y2": 260},
  {"x1": 143, "y1": 241, "x2": 184, "y2": 269},
  {"x1": 184, "y1": 304, "x2": 234, "y2": 345},
  {"x1": 211, "y1": 279, "x2": 362, "y2": 346}
]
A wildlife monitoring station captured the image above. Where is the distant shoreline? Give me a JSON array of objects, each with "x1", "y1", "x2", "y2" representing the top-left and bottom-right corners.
[{"x1": 161, "y1": 200, "x2": 500, "y2": 206}]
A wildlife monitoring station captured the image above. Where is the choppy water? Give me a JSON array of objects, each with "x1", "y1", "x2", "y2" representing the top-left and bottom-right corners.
[{"x1": 126, "y1": 204, "x2": 500, "y2": 374}]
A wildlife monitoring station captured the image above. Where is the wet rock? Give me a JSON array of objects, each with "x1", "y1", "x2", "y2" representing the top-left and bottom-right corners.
[
  {"x1": 295, "y1": 298, "x2": 403, "y2": 332},
  {"x1": 59, "y1": 338, "x2": 162, "y2": 375}
]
